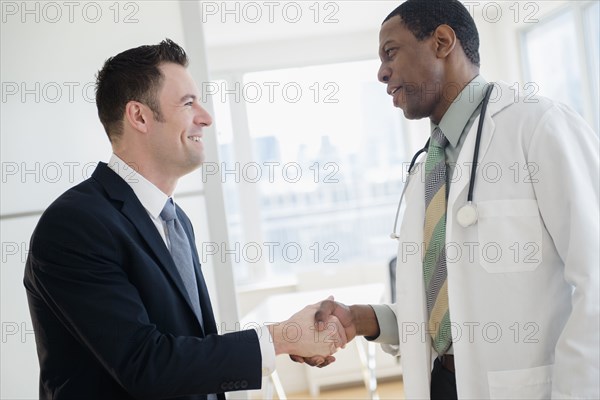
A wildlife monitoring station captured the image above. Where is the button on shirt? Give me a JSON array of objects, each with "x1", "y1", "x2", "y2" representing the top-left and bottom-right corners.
[
  {"x1": 107, "y1": 154, "x2": 276, "y2": 376},
  {"x1": 369, "y1": 75, "x2": 490, "y2": 347}
]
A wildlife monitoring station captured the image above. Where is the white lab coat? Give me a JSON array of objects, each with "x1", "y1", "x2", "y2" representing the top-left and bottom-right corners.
[{"x1": 387, "y1": 81, "x2": 600, "y2": 399}]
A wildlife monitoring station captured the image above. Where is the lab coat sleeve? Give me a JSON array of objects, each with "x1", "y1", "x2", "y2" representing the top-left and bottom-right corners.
[
  {"x1": 528, "y1": 103, "x2": 600, "y2": 399},
  {"x1": 368, "y1": 304, "x2": 400, "y2": 354}
]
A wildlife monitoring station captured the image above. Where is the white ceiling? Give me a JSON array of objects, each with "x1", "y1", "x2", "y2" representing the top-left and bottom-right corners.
[{"x1": 201, "y1": 1, "x2": 398, "y2": 47}]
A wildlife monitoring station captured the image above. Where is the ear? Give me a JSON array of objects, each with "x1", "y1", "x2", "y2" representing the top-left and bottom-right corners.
[
  {"x1": 433, "y1": 24, "x2": 457, "y2": 59},
  {"x1": 124, "y1": 100, "x2": 151, "y2": 133}
]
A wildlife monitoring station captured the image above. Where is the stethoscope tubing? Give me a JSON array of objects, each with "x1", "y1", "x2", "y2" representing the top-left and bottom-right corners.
[
  {"x1": 467, "y1": 83, "x2": 494, "y2": 202},
  {"x1": 391, "y1": 83, "x2": 495, "y2": 239}
]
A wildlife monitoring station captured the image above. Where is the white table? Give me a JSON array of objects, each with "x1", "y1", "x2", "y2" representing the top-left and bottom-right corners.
[{"x1": 241, "y1": 283, "x2": 386, "y2": 399}]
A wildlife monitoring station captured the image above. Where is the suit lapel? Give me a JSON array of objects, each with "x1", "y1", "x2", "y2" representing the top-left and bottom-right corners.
[{"x1": 92, "y1": 163, "x2": 205, "y2": 333}]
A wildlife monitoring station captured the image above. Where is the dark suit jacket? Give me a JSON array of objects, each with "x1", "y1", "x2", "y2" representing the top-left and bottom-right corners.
[{"x1": 23, "y1": 163, "x2": 262, "y2": 400}]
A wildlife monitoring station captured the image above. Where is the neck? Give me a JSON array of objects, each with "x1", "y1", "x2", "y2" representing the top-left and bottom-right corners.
[
  {"x1": 113, "y1": 149, "x2": 178, "y2": 196},
  {"x1": 431, "y1": 67, "x2": 479, "y2": 125}
]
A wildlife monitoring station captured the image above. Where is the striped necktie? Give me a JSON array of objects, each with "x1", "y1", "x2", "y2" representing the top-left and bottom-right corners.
[{"x1": 423, "y1": 127, "x2": 451, "y2": 355}]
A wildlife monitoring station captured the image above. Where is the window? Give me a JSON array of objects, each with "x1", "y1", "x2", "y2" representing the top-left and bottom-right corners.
[
  {"x1": 211, "y1": 60, "x2": 409, "y2": 285},
  {"x1": 521, "y1": 2, "x2": 599, "y2": 134}
]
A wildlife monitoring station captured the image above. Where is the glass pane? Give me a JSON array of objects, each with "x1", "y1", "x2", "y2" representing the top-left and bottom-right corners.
[
  {"x1": 243, "y1": 60, "x2": 406, "y2": 281},
  {"x1": 523, "y1": 10, "x2": 584, "y2": 116},
  {"x1": 209, "y1": 80, "x2": 248, "y2": 280},
  {"x1": 211, "y1": 80, "x2": 240, "y2": 216}
]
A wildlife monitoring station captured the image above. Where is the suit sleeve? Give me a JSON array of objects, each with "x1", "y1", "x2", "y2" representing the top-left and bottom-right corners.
[
  {"x1": 528, "y1": 103, "x2": 600, "y2": 399},
  {"x1": 25, "y1": 204, "x2": 263, "y2": 399}
]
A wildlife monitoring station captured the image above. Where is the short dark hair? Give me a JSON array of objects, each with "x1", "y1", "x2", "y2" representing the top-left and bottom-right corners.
[
  {"x1": 384, "y1": 0, "x2": 480, "y2": 67},
  {"x1": 95, "y1": 39, "x2": 188, "y2": 142}
]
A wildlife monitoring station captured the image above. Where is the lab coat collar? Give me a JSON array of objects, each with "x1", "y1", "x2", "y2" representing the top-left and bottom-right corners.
[{"x1": 446, "y1": 81, "x2": 515, "y2": 209}]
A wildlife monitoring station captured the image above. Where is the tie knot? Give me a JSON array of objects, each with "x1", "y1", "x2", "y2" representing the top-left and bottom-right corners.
[
  {"x1": 431, "y1": 127, "x2": 449, "y2": 149},
  {"x1": 160, "y1": 199, "x2": 177, "y2": 222}
]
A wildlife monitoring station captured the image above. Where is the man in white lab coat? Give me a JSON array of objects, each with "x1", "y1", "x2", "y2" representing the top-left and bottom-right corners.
[{"x1": 293, "y1": 0, "x2": 600, "y2": 398}]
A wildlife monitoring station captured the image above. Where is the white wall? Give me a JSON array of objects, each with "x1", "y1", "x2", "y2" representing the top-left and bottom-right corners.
[{"x1": 0, "y1": 2, "x2": 216, "y2": 398}]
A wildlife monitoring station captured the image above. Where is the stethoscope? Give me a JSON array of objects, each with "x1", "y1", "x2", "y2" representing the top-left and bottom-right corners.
[{"x1": 391, "y1": 83, "x2": 494, "y2": 240}]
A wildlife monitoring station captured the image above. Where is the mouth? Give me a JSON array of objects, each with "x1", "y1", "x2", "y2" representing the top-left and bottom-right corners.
[
  {"x1": 388, "y1": 86, "x2": 402, "y2": 96},
  {"x1": 187, "y1": 135, "x2": 202, "y2": 143}
]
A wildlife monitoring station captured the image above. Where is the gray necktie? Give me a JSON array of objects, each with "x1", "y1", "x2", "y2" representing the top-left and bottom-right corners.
[
  {"x1": 161, "y1": 199, "x2": 203, "y2": 326},
  {"x1": 162, "y1": 200, "x2": 218, "y2": 399}
]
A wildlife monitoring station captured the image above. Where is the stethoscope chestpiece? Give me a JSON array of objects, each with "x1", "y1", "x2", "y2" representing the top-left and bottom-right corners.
[{"x1": 457, "y1": 202, "x2": 478, "y2": 227}]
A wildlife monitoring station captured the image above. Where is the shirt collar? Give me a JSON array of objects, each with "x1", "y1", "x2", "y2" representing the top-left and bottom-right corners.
[
  {"x1": 107, "y1": 154, "x2": 169, "y2": 219},
  {"x1": 431, "y1": 75, "x2": 489, "y2": 147}
]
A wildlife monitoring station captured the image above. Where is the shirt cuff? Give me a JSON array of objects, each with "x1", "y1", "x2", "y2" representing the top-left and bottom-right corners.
[
  {"x1": 254, "y1": 325, "x2": 276, "y2": 376},
  {"x1": 367, "y1": 304, "x2": 399, "y2": 345}
]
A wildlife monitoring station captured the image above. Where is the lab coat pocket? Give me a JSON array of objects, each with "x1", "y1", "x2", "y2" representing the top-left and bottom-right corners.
[
  {"x1": 487, "y1": 364, "x2": 553, "y2": 399},
  {"x1": 476, "y1": 199, "x2": 542, "y2": 273}
]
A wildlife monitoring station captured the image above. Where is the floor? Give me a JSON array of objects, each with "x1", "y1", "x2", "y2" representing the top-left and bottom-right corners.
[{"x1": 287, "y1": 378, "x2": 405, "y2": 400}]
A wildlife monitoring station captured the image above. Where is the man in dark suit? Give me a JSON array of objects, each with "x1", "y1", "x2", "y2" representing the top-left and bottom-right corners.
[{"x1": 23, "y1": 39, "x2": 344, "y2": 400}]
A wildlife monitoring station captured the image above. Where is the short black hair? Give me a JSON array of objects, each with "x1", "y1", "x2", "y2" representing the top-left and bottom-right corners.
[
  {"x1": 384, "y1": 0, "x2": 480, "y2": 67},
  {"x1": 95, "y1": 39, "x2": 188, "y2": 142}
]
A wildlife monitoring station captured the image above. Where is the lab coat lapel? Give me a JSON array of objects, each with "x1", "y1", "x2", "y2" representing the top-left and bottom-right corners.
[
  {"x1": 395, "y1": 161, "x2": 433, "y2": 399},
  {"x1": 447, "y1": 83, "x2": 511, "y2": 208}
]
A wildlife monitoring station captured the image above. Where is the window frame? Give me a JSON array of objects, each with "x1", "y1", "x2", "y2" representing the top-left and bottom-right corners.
[{"x1": 519, "y1": 1, "x2": 599, "y2": 134}]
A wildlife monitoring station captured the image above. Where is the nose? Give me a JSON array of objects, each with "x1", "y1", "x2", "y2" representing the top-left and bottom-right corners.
[
  {"x1": 194, "y1": 104, "x2": 213, "y2": 127},
  {"x1": 378, "y1": 63, "x2": 390, "y2": 84}
]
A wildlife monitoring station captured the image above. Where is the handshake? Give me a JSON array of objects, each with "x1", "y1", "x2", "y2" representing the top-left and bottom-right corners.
[{"x1": 267, "y1": 296, "x2": 370, "y2": 368}]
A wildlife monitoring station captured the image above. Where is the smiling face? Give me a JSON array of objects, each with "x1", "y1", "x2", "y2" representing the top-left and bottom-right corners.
[
  {"x1": 378, "y1": 16, "x2": 446, "y2": 121},
  {"x1": 145, "y1": 62, "x2": 212, "y2": 180}
]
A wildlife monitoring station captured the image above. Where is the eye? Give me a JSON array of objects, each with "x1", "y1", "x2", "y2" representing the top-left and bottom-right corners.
[
  {"x1": 185, "y1": 101, "x2": 194, "y2": 107},
  {"x1": 384, "y1": 47, "x2": 397, "y2": 60}
]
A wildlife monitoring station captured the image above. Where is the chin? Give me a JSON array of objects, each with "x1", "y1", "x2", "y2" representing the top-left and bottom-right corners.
[
  {"x1": 401, "y1": 109, "x2": 421, "y2": 121},
  {"x1": 190, "y1": 158, "x2": 204, "y2": 170},
  {"x1": 180, "y1": 159, "x2": 203, "y2": 176},
  {"x1": 402, "y1": 104, "x2": 430, "y2": 121},
  {"x1": 189, "y1": 151, "x2": 205, "y2": 166}
]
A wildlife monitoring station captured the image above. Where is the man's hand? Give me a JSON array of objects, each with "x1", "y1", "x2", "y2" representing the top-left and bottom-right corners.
[
  {"x1": 290, "y1": 298, "x2": 380, "y2": 367},
  {"x1": 315, "y1": 297, "x2": 357, "y2": 342},
  {"x1": 289, "y1": 296, "x2": 357, "y2": 367},
  {"x1": 268, "y1": 298, "x2": 348, "y2": 358}
]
